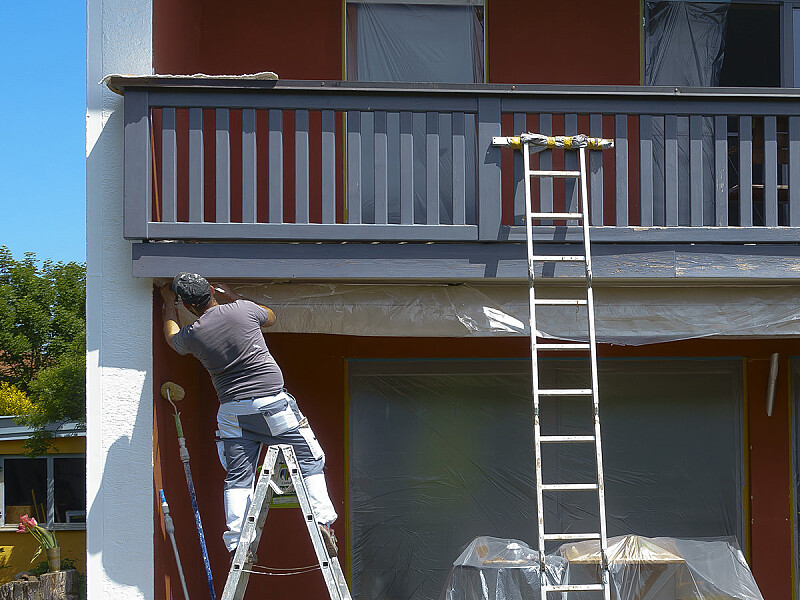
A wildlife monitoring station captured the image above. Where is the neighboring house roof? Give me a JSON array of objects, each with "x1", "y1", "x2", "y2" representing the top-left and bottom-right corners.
[{"x1": 0, "y1": 416, "x2": 85, "y2": 442}]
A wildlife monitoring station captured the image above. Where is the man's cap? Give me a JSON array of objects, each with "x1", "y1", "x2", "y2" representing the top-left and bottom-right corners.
[{"x1": 172, "y1": 272, "x2": 212, "y2": 306}]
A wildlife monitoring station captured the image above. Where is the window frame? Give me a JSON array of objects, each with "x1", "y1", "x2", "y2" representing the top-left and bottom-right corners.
[{"x1": 0, "y1": 453, "x2": 86, "y2": 531}]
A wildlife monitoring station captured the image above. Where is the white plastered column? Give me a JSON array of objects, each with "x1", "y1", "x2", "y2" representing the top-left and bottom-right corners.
[{"x1": 86, "y1": 0, "x2": 154, "y2": 597}]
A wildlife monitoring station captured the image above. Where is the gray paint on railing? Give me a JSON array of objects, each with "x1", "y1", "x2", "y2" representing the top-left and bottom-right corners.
[
  {"x1": 739, "y1": 116, "x2": 753, "y2": 227},
  {"x1": 790, "y1": 116, "x2": 800, "y2": 227},
  {"x1": 477, "y1": 97, "x2": 501, "y2": 241},
  {"x1": 426, "y1": 112, "x2": 440, "y2": 226},
  {"x1": 321, "y1": 110, "x2": 336, "y2": 224},
  {"x1": 639, "y1": 115, "x2": 653, "y2": 227},
  {"x1": 242, "y1": 109, "x2": 257, "y2": 223},
  {"x1": 215, "y1": 108, "x2": 230, "y2": 224},
  {"x1": 689, "y1": 115, "x2": 703, "y2": 227},
  {"x1": 400, "y1": 112, "x2": 414, "y2": 225},
  {"x1": 295, "y1": 109, "x2": 310, "y2": 224},
  {"x1": 347, "y1": 111, "x2": 362, "y2": 224},
  {"x1": 123, "y1": 89, "x2": 151, "y2": 239},
  {"x1": 614, "y1": 115, "x2": 628, "y2": 227},
  {"x1": 714, "y1": 115, "x2": 728, "y2": 226},
  {"x1": 189, "y1": 107, "x2": 204, "y2": 223},
  {"x1": 453, "y1": 111, "x2": 467, "y2": 226},
  {"x1": 565, "y1": 114, "x2": 579, "y2": 223},
  {"x1": 268, "y1": 109, "x2": 283, "y2": 223},
  {"x1": 590, "y1": 113, "x2": 605, "y2": 226},
  {"x1": 161, "y1": 107, "x2": 177, "y2": 223},
  {"x1": 374, "y1": 111, "x2": 389, "y2": 225},
  {"x1": 665, "y1": 115, "x2": 679, "y2": 226},
  {"x1": 764, "y1": 115, "x2": 778, "y2": 227},
  {"x1": 539, "y1": 113, "x2": 553, "y2": 222},
  {"x1": 513, "y1": 112, "x2": 526, "y2": 225}
]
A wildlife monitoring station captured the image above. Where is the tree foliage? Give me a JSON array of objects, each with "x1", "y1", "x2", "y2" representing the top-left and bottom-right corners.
[
  {"x1": 0, "y1": 382, "x2": 35, "y2": 416},
  {"x1": 0, "y1": 247, "x2": 86, "y2": 454}
]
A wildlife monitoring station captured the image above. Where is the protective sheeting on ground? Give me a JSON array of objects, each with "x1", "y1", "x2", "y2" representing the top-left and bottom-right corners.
[
  {"x1": 442, "y1": 535, "x2": 762, "y2": 600},
  {"x1": 228, "y1": 283, "x2": 800, "y2": 345}
]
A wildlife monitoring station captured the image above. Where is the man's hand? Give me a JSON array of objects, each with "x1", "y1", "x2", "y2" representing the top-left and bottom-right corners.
[
  {"x1": 159, "y1": 283, "x2": 180, "y2": 350},
  {"x1": 160, "y1": 283, "x2": 176, "y2": 304}
]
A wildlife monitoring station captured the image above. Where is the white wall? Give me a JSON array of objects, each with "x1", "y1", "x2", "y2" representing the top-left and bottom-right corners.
[{"x1": 86, "y1": 0, "x2": 154, "y2": 597}]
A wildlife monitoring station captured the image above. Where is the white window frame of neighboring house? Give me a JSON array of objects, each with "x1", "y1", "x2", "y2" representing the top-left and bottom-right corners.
[
  {"x1": 344, "y1": 0, "x2": 487, "y2": 84},
  {"x1": 0, "y1": 454, "x2": 86, "y2": 531}
]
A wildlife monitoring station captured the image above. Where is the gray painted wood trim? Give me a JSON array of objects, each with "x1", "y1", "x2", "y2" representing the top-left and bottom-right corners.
[
  {"x1": 764, "y1": 115, "x2": 778, "y2": 227},
  {"x1": 739, "y1": 115, "x2": 753, "y2": 227},
  {"x1": 714, "y1": 115, "x2": 728, "y2": 226},
  {"x1": 189, "y1": 107, "x2": 204, "y2": 224},
  {"x1": 161, "y1": 106, "x2": 177, "y2": 223},
  {"x1": 639, "y1": 115, "x2": 653, "y2": 227},
  {"x1": 565, "y1": 114, "x2": 579, "y2": 221},
  {"x1": 539, "y1": 113, "x2": 554, "y2": 221},
  {"x1": 215, "y1": 108, "x2": 231, "y2": 224},
  {"x1": 374, "y1": 111, "x2": 389, "y2": 225},
  {"x1": 689, "y1": 115, "x2": 703, "y2": 226},
  {"x1": 242, "y1": 109, "x2": 257, "y2": 223},
  {"x1": 347, "y1": 111, "x2": 362, "y2": 224},
  {"x1": 502, "y1": 225, "x2": 800, "y2": 243},
  {"x1": 268, "y1": 110, "x2": 283, "y2": 223},
  {"x1": 295, "y1": 109, "x2": 310, "y2": 224},
  {"x1": 477, "y1": 97, "x2": 501, "y2": 240},
  {"x1": 453, "y1": 111, "x2": 467, "y2": 226},
  {"x1": 665, "y1": 115, "x2": 679, "y2": 226},
  {"x1": 590, "y1": 114, "x2": 605, "y2": 226},
  {"x1": 400, "y1": 111, "x2": 414, "y2": 224},
  {"x1": 321, "y1": 110, "x2": 336, "y2": 224},
  {"x1": 426, "y1": 112, "x2": 440, "y2": 225},
  {"x1": 132, "y1": 240, "x2": 800, "y2": 281},
  {"x1": 123, "y1": 90, "x2": 151, "y2": 239},
  {"x1": 614, "y1": 114, "x2": 628, "y2": 226},
  {"x1": 791, "y1": 116, "x2": 800, "y2": 226},
  {"x1": 513, "y1": 112, "x2": 526, "y2": 225}
]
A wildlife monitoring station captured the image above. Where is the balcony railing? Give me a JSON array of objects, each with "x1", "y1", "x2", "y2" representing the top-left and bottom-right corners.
[{"x1": 117, "y1": 78, "x2": 800, "y2": 244}]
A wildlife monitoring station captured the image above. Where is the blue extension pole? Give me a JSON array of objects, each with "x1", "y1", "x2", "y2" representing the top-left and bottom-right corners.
[{"x1": 164, "y1": 385, "x2": 218, "y2": 600}]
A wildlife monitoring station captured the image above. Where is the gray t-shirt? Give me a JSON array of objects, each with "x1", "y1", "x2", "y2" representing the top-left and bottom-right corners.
[{"x1": 171, "y1": 300, "x2": 285, "y2": 403}]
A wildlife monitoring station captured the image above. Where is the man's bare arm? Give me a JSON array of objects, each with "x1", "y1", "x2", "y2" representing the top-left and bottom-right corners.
[
  {"x1": 159, "y1": 283, "x2": 181, "y2": 349},
  {"x1": 213, "y1": 283, "x2": 277, "y2": 328}
]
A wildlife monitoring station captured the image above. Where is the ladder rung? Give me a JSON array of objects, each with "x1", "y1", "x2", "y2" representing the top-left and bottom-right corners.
[
  {"x1": 528, "y1": 170, "x2": 582, "y2": 179},
  {"x1": 534, "y1": 299, "x2": 587, "y2": 306},
  {"x1": 529, "y1": 211, "x2": 584, "y2": 220},
  {"x1": 537, "y1": 343, "x2": 591, "y2": 351},
  {"x1": 540, "y1": 435, "x2": 596, "y2": 443},
  {"x1": 541, "y1": 483, "x2": 599, "y2": 491},
  {"x1": 543, "y1": 532, "x2": 602, "y2": 541},
  {"x1": 538, "y1": 388, "x2": 593, "y2": 396},
  {"x1": 545, "y1": 584, "x2": 606, "y2": 593},
  {"x1": 529, "y1": 255, "x2": 584, "y2": 262}
]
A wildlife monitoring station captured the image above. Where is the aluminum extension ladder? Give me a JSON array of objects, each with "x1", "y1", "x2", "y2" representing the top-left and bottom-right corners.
[
  {"x1": 221, "y1": 444, "x2": 352, "y2": 600},
  {"x1": 493, "y1": 133, "x2": 614, "y2": 600}
]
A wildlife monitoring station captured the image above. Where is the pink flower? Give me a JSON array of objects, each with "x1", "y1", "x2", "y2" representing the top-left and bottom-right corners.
[
  {"x1": 15, "y1": 523, "x2": 26, "y2": 533},
  {"x1": 20, "y1": 514, "x2": 37, "y2": 529}
]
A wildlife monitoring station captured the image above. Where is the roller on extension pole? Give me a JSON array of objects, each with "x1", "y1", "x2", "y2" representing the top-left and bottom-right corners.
[{"x1": 161, "y1": 381, "x2": 217, "y2": 600}]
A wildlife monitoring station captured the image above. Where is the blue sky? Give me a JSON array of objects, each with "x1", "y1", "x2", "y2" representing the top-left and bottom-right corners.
[{"x1": 1, "y1": 3, "x2": 86, "y2": 265}]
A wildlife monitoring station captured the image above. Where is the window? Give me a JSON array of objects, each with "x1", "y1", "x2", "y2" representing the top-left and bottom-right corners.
[{"x1": 1, "y1": 455, "x2": 86, "y2": 528}]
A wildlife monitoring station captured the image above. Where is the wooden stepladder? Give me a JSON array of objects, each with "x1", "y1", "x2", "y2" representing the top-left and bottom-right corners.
[
  {"x1": 221, "y1": 444, "x2": 352, "y2": 600},
  {"x1": 493, "y1": 133, "x2": 614, "y2": 600}
]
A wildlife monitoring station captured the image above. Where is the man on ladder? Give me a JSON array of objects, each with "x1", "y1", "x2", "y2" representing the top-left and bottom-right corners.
[{"x1": 158, "y1": 273, "x2": 340, "y2": 562}]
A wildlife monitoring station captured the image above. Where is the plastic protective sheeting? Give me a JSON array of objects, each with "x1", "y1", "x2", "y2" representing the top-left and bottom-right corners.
[
  {"x1": 231, "y1": 283, "x2": 800, "y2": 345},
  {"x1": 559, "y1": 536, "x2": 762, "y2": 600},
  {"x1": 441, "y1": 537, "x2": 566, "y2": 600},
  {"x1": 349, "y1": 359, "x2": 744, "y2": 600}
]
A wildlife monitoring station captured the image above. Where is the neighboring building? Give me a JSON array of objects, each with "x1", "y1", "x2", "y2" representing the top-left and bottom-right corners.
[
  {"x1": 0, "y1": 418, "x2": 85, "y2": 582},
  {"x1": 87, "y1": 2, "x2": 800, "y2": 600}
]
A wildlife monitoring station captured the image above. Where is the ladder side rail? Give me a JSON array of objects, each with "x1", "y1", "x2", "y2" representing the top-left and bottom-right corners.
[{"x1": 579, "y1": 146, "x2": 612, "y2": 600}]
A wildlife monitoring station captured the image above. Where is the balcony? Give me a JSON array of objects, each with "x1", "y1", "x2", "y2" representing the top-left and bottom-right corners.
[{"x1": 112, "y1": 77, "x2": 800, "y2": 280}]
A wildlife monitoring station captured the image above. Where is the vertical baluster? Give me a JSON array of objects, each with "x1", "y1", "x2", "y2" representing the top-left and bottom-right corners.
[
  {"x1": 189, "y1": 107, "x2": 204, "y2": 223},
  {"x1": 347, "y1": 111, "x2": 362, "y2": 224},
  {"x1": 162, "y1": 107, "x2": 177, "y2": 223},
  {"x1": 539, "y1": 113, "x2": 553, "y2": 221},
  {"x1": 790, "y1": 116, "x2": 800, "y2": 226},
  {"x1": 477, "y1": 98, "x2": 502, "y2": 240},
  {"x1": 215, "y1": 108, "x2": 230, "y2": 224},
  {"x1": 615, "y1": 114, "x2": 629, "y2": 226},
  {"x1": 689, "y1": 115, "x2": 703, "y2": 226},
  {"x1": 665, "y1": 115, "x2": 679, "y2": 226},
  {"x1": 764, "y1": 116, "x2": 778, "y2": 226},
  {"x1": 714, "y1": 115, "x2": 728, "y2": 226},
  {"x1": 565, "y1": 113, "x2": 579, "y2": 223},
  {"x1": 426, "y1": 112, "x2": 440, "y2": 225},
  {"x1": 513, "y1": 112, "x2": 527, "y2": 225},
  {"x1": 400, "y1": 112, "x2": 414, "y2": 224},
  {"x1": 374, "y1": 111, "x2": 388, "y2": 224},
  {"x1": 452, "y1": 112, "x2": 466, "y2": 226},
  {"x1": 321, "y1": 110, "x2": 336, "y2": 224},
  {"x1": 242, "y1": 109, "x2": 257, "y2": 223},
  {"x1": 590, "y1": 113, "x2": 605, "y2": 226},
  {"x1": 123, "y1": 90, "x2": 151, "y2": 238},
  {"x1": 295, "y1": 109, "x2": 310, "y2": 224},
  {"x1": 268, "y1": 109, "x2": 283, "y2": 223},
  {"x1": 739, "y1": 116, "x2": 753, "y2": 227},
  {"x1": 639, "y1": 115, "x2": 653, "y2": 227}
]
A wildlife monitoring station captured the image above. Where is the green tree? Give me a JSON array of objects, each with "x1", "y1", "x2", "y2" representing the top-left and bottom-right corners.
[{"x1": 0, "y1": 246, "x2": 86, "y2": 454}]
